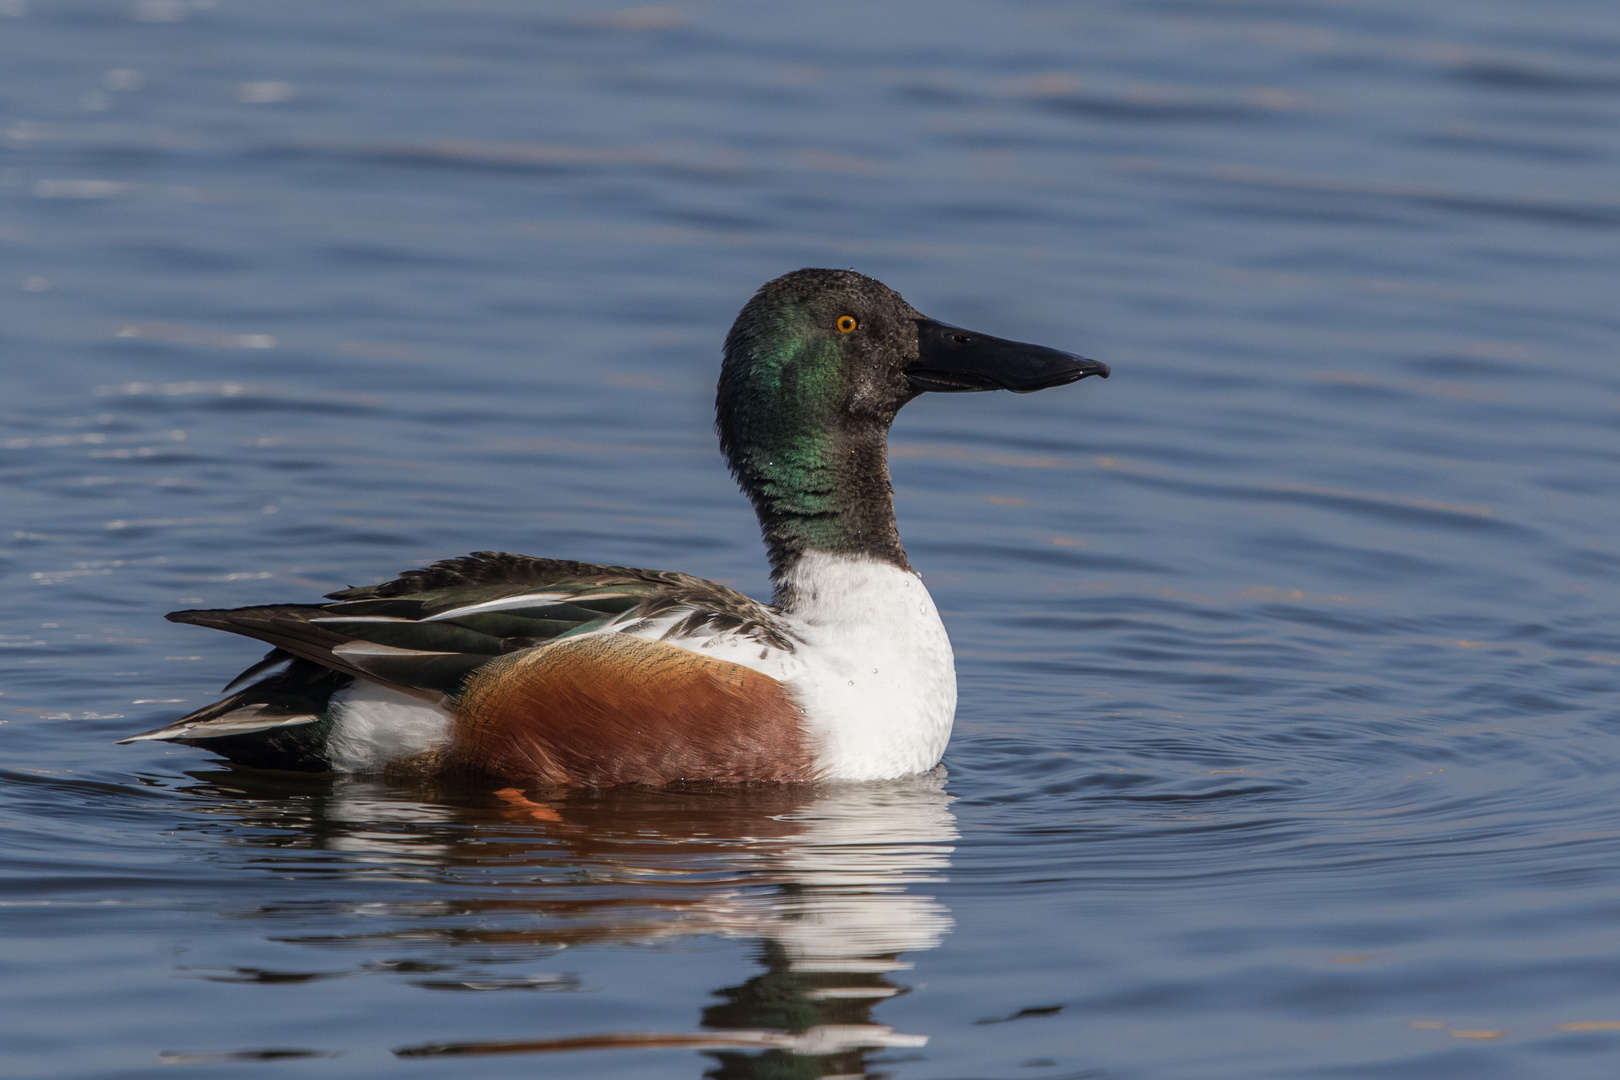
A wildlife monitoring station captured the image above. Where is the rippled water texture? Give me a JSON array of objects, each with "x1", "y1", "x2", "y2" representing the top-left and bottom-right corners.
[{"x1": 4, "y1": 1, "x2": 1620, "y2": 1077}]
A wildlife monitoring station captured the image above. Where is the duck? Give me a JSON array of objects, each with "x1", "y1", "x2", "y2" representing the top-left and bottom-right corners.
[{"x1": 121, "y1": 269, "x2": 1108, "y2": 786}]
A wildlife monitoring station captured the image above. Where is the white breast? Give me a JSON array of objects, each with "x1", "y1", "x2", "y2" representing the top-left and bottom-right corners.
[{"x1": 771, "y1": 552, "x2": 957, "y2": 781}]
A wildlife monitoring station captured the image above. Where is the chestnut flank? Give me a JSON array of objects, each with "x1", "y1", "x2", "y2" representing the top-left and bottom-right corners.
[{"x1": 451, "y1": 634, "x2": 813, "y2": 786}]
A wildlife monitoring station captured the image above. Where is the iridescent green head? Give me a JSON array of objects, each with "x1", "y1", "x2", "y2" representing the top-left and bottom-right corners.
[{"x1": 716, "y1": 268, "x2": 1108, "y2": 583}]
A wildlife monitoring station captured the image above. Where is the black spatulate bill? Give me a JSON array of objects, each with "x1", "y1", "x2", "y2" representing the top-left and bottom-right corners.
[{"x1": 906, "y1": 318, "x2": 1109, "y2": 394}]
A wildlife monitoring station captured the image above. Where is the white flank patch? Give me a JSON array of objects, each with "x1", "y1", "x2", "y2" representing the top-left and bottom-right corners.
[
  {"x1": 326, "y1": 682, "x2": 452, "y2": 772},
  {"x1": 773, "y1": 553, "x2": 957, "y2": 781}
]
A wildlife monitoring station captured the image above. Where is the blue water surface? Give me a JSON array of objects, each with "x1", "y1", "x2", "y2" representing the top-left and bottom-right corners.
[{"x1": 3, "y1": 1, "x2": 1620, "y2": 1077}]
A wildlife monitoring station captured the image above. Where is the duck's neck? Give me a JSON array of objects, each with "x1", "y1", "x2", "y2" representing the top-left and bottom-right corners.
[
  {"x1": 718, "y1": 406, "x2": 910, "y2": 606},
  {"x1": 737, "y1": 424, "x2": 912, "y2": 606}
]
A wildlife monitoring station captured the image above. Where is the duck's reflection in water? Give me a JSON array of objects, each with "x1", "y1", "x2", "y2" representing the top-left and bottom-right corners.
[{"x1": 181, "y1": 768, "x2": 957, "y2": 1078}]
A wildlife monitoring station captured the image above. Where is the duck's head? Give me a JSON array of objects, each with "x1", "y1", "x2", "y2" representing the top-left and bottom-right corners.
[{"x1": 716, "y1": 268, "x2": 1108, "y2": 579}]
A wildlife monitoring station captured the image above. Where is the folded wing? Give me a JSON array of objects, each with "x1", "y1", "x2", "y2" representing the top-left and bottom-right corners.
[{"x1": 122, "y1": 551, "x2": 797, "y2": 766}]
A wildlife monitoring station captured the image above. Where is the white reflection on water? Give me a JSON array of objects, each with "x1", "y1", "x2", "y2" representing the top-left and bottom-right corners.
[
  {"x1": 765, "y1": 776, "x2": 956, "y2": 967},
  {"x1": 180, "y1": 770, "x2": 957, "y2": 1074}
]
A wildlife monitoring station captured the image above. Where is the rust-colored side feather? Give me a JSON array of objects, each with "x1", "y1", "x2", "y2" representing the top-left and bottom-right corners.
[{"x1": 450, "y1": 634, "x2": 813, "y2": 787}]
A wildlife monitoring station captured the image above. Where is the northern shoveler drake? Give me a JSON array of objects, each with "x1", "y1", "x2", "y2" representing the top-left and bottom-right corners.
[{"x1": 122, "y1": 269, "x2": 1109, "y2": 786}]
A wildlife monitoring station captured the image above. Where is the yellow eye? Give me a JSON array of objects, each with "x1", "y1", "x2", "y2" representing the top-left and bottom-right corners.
[{"x1": 837, "y1": 315, "x2": 857, "y2": 333}]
